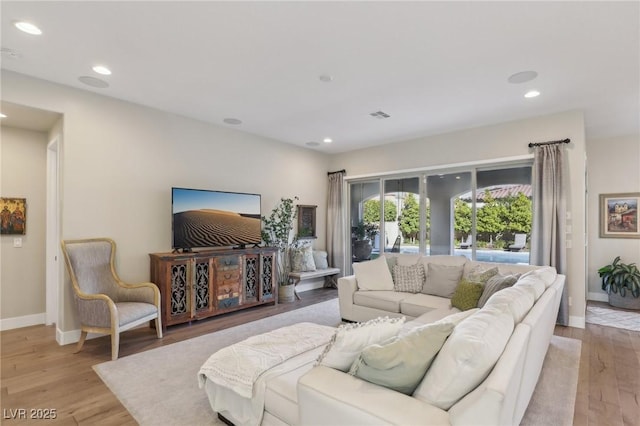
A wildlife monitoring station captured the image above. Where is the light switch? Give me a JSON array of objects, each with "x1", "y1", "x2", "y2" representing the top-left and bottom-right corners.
[{"x1": 13, "y1": 238, "x2": 22, "y2": 248}]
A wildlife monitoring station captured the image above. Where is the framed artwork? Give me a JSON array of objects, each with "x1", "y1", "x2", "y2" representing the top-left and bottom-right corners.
[
  {"x1": 599, "y1": 193, "x2": 639, "y2": 239},
  {"x1": 1, "y1": 197, "x2": 27, "y2": 235},
  {"x1": 297, "y1": 205, "x2": 317, "y2": 239}
]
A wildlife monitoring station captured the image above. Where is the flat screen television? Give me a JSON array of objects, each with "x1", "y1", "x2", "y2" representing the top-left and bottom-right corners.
[{"x1": 172, "y1": 187, "x2": 262, "y2": 250}]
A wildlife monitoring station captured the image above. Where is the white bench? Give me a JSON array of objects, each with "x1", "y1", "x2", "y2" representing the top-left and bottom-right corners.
[{"x1": 288, "y1": 267, "x2": 341, "y2": 299}]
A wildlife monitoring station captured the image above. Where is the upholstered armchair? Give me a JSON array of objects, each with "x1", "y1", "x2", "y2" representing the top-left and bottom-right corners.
[{"x1": 61, "y1": 238, "x2": 162, "y2": 360}]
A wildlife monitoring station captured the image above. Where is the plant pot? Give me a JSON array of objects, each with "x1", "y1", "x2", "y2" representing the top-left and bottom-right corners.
[
  {"x1": 353, "y1": 240, "x2": 373, "y2": 261},
  {"x1": 278, "y1": 284, "x2": 295, "y2": 303},
  {"x1": 608, "y1": 291, "x2": 640, "y2": 310}
]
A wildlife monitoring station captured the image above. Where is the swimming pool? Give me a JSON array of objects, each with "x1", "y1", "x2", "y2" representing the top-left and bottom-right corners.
[{"x1": 388, "y1": 246, "x2": 530, "y2": 264}]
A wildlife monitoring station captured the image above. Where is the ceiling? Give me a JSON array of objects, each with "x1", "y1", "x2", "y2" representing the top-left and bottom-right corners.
[{"x1": 1, "y1": 1, "x2": 638, "y2": 153}]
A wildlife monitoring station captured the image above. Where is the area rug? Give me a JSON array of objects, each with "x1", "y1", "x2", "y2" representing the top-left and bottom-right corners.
[
  {"x1": 520, "y1": 335, "x2": 581, "y2": 426},
  {"x1": 586, "y1": 305, "x2": 640, "y2": 332},
  {"x1": 95, "y1": 299, "x2": 580, "y2": 426}
]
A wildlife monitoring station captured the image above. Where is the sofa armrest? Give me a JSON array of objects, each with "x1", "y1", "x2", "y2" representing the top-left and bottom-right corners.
[
  {"x1": 298, "y1": 365, "x2": 450, "y2": 426},
  {"x1": 338, "y1": 275, "x2": 358, "y2": 321}
]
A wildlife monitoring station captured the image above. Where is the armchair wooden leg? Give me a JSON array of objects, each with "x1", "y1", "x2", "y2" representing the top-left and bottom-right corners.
[
  {"x1": 75, "y1": 331, "x2": 88, "y2": 354},
  {"x1": 111, "y1": 333, "x2": 120, "y2": 360},
  {"x1": 155, "y1": 317, "x2": 163, "y2": 339}
]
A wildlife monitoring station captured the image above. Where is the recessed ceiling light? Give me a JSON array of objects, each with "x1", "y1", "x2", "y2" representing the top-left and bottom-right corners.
[
  {"x1": 306, "y1": 141, "x2": 320, "y2": 147},
  {"x1": 508, "y1": 70, "x2": 538, "y2": 84},
  {"x1": 92, "y1": 65, "x2": 112, "y2": 75},
  {"x1": 78, "y1": 76, "x2": 109, "y2": 88},
  {"x1": 223, "y1": 118, "x2": 242, "y2": 125},
  {"x1": 323, "y1": 138, "x2": 333, "y2": 144},
  {"x1": 524, "y1": 90, "x2": 540, "y2": 98},
  {"x1": 319, "y1": 74, "x2": 333, "y2": 83},
  {"x1": 14, "y1": 21, "x2": 42, "y2": 35},
  {"x1": 0, "y1": 113, "x2": 7, "y2": 118}
]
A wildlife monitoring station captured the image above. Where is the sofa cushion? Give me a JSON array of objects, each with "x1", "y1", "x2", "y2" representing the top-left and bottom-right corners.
[
  {"x1": 393, "y1": 264, "x2": 425, "y2": 293},
  {"x1": 477, "y1": 273, "x2": 520, "y2": 308},
  {"x1": 396, "y1": 254, "x2": 422, "y2": 266},
  {"x1": 520, "y1": 266, "x2": 558, "y2": 288},
  {"x1": 483, "y1": 286, "x2": 535, "y2": 324},
  {"x1": 450, "y1": 279, "x2": 484, "y2": 311},
  {"x1": 419, "y1": 255, "x2": 468, "y2": 269},
  {"x1": 291, "y1": 245, "x2": 316, "y2": 272},
  {"x1": 422, "y1": 263, "x2": 464, "y2": 298},
  {"x1": 353, "y1": 256, "x2": 394, "y2": 291},
  {"x1": 265, "y1": 362, "x2": 313, "y2": 425},
  {"x1": 353, "y1": 291, "x2": 407, "y2": 313},
  {"x1": 316, "y1": 316, "x2": 405, "y2": 372},
  {"x1": 400, "y1": 293, "x2": 453, "y2": 318},
  {"x1": 400, "y1": 308, "x2": 476, "y2": 336},
  {"x1": 312, "y1": 250, "x2": 329, "y2": 270},
  {"x1": 513, "y1": 275, "x2": 546, "y2": 300},
  {"x1": 413, "y1": 305, "x2": 515, "y2": 410},
  {"x1": 349, "y1": 321, "x2": 456, "y2": 395}
]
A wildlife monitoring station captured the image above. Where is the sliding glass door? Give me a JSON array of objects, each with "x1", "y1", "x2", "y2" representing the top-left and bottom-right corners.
[{"x1": 347, "y1": 163, "x2": 532, "y2": 271}]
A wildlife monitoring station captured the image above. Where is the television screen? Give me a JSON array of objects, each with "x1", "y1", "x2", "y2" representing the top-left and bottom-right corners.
[{"x1": 172, "y1": 187, "x2": 261, "y2": 250}]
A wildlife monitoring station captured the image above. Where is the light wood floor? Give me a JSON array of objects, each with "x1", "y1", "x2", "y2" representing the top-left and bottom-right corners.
[{"x1": 1, "y1": 290, "x2": 639, "y2": 425}]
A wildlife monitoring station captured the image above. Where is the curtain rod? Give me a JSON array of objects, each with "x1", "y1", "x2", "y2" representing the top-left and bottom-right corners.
[
  {"x1": 327, "y1": 169, "x2": 346, "y2": 176},
  {"x1": 528, "y1": 138, "x2": 570, "y2": 148}
]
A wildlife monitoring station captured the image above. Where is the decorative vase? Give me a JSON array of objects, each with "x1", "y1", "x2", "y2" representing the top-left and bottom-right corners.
[
  {"x1": 608, "y1": 291, "x2": 640, "y2": 310},
  {"x1": 353, "y1": 240, "x2": 373, "y2": 261},
  {"x1": 278, "y1": 284, "x2": 295, "y2": 303}
]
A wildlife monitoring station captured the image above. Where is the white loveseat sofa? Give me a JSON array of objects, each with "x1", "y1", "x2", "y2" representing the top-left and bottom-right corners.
[{"x1": 201, "y1": 254, "x2": 565, "y2": 426}]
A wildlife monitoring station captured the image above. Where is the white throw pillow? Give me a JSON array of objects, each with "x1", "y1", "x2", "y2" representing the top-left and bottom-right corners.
[
  {"x1": 316, "y1": 317, "x2": 405, "y2": 372},
  {"x1": 312, "y1": 250, "x2": 329, "y2": 270},
  {"x1": 413, "y1": 305, "x2": 515, "y2": 410},
  {"x1": 353, "y1": 256, "x2": 395, "y2": 291},
  {"x1": 290, "y1": 245, "x2": 316, "y2": 272}
]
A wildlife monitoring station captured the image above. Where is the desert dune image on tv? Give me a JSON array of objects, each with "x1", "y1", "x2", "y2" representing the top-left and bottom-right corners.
[{"x1": 172, "y1": 188, "x2": 261, "y2": 249}]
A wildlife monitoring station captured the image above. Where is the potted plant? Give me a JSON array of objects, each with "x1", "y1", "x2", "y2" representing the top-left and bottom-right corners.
[
  {"x1": 352, "y1": 221, "x2": 378, "y2": 261},
  {"x1": 598, "y1": 256, "x2": 640, "y2": 310},
  {"x1": 262, "y1": 196, "x2": 298, "y2": 303}
]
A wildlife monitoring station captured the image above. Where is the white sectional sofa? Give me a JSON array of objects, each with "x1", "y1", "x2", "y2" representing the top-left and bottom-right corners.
[{"x1": 201, "y1": 254, "x2": 565, "y2": 426}]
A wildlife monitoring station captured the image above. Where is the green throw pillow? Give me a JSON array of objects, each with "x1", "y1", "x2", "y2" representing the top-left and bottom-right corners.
[
  {"x1": 349, "y1": 321, "x2": 455, "y2": 395},
  {"x1": 451, "y1": 279, "x2": 484, "y2": 311}
]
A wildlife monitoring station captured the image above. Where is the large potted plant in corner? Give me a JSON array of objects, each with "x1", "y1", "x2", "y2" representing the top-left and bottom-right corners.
[
  {"x1": 352, "y1": 221, "x2": 378, "y2": 261},
  {"x1": 598, "y1": 256, "x2": 640, "y2": 310},
  {"x1": 262, "y1": 196, "x2": 298, "y2": 303}
]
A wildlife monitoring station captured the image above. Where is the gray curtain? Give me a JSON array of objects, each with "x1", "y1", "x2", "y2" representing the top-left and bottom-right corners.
[
  {"x1": 530, "y1": 144, "x2": 569, "y2": 325},
  {"x1": 327, "y1": 171, "x2": 347, "y2": 279}
]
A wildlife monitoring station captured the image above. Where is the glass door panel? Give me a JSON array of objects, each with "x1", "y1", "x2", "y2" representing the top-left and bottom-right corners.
[
  {"x1": 384, "y1": 177, "x2": 420, "y2": 254},
  {"x1": 426, "y1": 172, "x2": 472, "y2": 256},
  {"x1": 349, "y1": 181, "x2": 381, "y2": 263}
]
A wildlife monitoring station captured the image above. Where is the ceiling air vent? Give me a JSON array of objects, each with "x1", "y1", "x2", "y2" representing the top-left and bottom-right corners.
[{"x1": 370, "y1": 110, "x2": 391, "y2": 119}]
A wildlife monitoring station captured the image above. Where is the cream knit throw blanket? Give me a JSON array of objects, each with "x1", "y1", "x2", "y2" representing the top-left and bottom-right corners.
[{"x1": 198, "y1": 322, "x2": 335, "y2": 398}]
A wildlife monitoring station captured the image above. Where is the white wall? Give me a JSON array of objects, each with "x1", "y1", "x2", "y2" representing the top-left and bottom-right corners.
[
  {"x1": 2, "y1": 71, "x2": 331, "y2": 333},
  {"x1": 330, "y1": 110, "x2": 588, "y2": 327},
  {"x1": 586, "y1": 134, "x2": 640, "y2": 301},
  {"x1": 0, "y1": 126, "x2": 47, "y2": 327}
]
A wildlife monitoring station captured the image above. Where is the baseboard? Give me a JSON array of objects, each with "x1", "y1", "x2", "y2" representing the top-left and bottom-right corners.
[
  {"x1": 568, "y1": 315, "x2": 585, "y2": 329},
  {"x1": 0, "y1": 312, "x2": 46, "y2": 331},
  {"x1": 588, "y1": 292, "x2": 609, "y2": 302},
  {"x1": 57, "y1": 328, "x2": 105, "y2": 346}
]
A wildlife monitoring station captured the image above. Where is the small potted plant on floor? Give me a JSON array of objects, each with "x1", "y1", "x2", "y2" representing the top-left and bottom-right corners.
[
  {"x1": 262, "y1": 196, "x2": 298, "y2": 303},
  {"x1": 598, "y1": 256, "x2": 640, "y2": 310}
]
